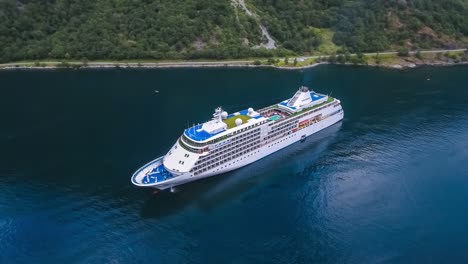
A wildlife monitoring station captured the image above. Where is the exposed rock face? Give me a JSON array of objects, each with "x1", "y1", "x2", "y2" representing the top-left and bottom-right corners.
[
  {"x1": 231, "y1": 0, "x2": 276, "y2": 49},
  {"x1": 192, "y1": 39, "x2": 206, "y2": 51},
  {"x1": 416, "y1": 27, "x2": 458, "y2": 48}
]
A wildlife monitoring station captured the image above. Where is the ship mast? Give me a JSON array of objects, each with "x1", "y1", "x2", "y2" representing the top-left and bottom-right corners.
[{"x1": 213, "y1": 107, "x2": 223, "y2": 122}]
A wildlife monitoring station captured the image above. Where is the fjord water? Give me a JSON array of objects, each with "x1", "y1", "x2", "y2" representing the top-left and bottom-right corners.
[{"x1": 1, "y1": 65, "x2": 468, "y2": 263}]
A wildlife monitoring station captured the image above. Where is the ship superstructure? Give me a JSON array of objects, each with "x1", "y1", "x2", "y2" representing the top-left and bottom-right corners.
[{"x1": 132, "y1": 86, "x2": 344, "y2": 189}]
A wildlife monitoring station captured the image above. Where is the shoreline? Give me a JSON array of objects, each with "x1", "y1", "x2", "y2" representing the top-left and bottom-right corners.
[
  {"x1": 1, "y1": 52, "x2": 467, "y2": 71},
  {"x1": 1, "y1": 61, "x2": 467, "y2": 71},
  {"x1": 1, "y1": 60, "x2": 467, "y2": 71}
]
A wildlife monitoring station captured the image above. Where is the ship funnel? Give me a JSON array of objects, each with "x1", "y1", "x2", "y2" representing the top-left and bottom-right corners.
[{"x1": 287, "y1": 86, "x2": 313, "y2": 108}]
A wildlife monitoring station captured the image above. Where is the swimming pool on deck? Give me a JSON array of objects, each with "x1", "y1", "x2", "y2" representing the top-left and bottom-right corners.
[{"x1": 269, "y1": 115, "x2": 281, "y2": 121}]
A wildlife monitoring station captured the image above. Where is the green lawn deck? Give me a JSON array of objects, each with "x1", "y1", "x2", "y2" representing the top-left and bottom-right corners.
[{"x1": 223, "y1": 115, "x2": 252, "y2": 129}]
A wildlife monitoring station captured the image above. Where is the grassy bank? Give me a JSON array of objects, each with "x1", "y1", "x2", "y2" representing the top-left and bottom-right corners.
[
  {"x1": 1, "y1": 49, "x2": 467, "y2": 70},
  {"x1": 257, "y1": 49, "x2": 468, "y2": 69}
]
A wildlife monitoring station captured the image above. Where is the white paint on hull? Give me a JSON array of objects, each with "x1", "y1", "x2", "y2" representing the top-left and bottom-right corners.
[{"x1": 152, "y1": 110, "x2": 343, "y2": 190}]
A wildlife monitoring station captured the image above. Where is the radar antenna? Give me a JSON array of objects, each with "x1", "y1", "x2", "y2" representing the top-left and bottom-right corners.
[{"x1": 213, "y1": 107, "x2": 223, "y2": 122}]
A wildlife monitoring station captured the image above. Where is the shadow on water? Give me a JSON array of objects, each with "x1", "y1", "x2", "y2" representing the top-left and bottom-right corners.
[{"x1": 140, "y1": 122, "x2": 343, "y2": 219}]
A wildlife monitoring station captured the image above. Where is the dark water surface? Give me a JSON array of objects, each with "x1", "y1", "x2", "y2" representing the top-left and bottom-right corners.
[{"x1": 1, "y1": 65, "x2": 468, "y2": 263}]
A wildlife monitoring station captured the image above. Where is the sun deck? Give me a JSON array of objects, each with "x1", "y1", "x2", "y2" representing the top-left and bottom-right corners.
[
  {"x1": 225, "y1": 108, "x2": 264, "y2": 121},
  {"x1": 278, "y1": 100, "x2": 297, "y2": 111},
  {"x1": 310, "y1": 92, "x2": 326, "y2": 101},
  {"x1": 182, "y1": 90, "x2": 328, "y2": 143},
  {"x1": 184, "y1": 124, "x2": 225, "y2": 142},
  {"x1": 223, "y1": 115, "x2": 251, "y2": 129},
  {"x1": 184, "y1": 108, "x2": 264, "y2": 142}
]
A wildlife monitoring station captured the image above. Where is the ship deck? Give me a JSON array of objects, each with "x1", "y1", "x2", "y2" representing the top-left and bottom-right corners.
[
  {"x1": 184, "y1": 124, "x2": 225, "y2": 141},
  {"x1": 223, "y1": 114, "x2": 251, "y2": 128},
  {"x1": 182, "y1": 92, "x2": 330, "y2": 143},
  {"x1": 131, "y1": 157, "x2": 174, "y2": 186},
  {"x1": 184, "y1": 108, "x2": 264, "y2": 141}
]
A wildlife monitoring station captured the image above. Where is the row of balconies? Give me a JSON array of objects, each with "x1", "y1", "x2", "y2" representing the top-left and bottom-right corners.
[
  {"x1": 210, "y1": 132, "x2": 260, "y2": 155},
  {"x1": 269, "y1": 116, "x2": 298, "y2": 130},
  {"x1": 268, "y1": 121, "x2": 297, "y2": 135},
  {"x1": 196, "y1": 130, "x2": 261, "y2": 163},
  {"x1": 193, "y1": 144, "x2": 261, "y2": 175},
  {"x1": 195, "y1": 137, "x2": 261, "y2": 169},
  {"x1": 265, "y1": 125, "x2": 296, "y2": 140}
]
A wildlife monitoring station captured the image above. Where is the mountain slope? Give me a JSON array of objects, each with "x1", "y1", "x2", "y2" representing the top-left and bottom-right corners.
[
  {"x1": 250, "y1": 0, "x2": 468, "y2": 53},
  {"x1": 0, "y1": 0, "x2": 467, "y2": 62},
  {"x1": 0, "y1": 0, "x2": 273, "y2": 62}
]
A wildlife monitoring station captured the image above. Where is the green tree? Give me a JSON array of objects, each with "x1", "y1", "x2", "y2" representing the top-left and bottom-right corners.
[
  {"x1": 375, "y1": 53, "x2": 382, "y2": 65},
  {"x1": 344, "y1": 52, "x2": 351, "y2": 62},
  {"x1": 337, "y1": 54, "x2": 345, "y2": 64},
  {"x1": 58, "y1": 61, "x2": 70, "y2": 68},
  {"x1": 415, "y1": 50, "x2": 423, "y2": 59},
  {"x1": 398, "y1": 48, "x2": 410, "y2": 57}
]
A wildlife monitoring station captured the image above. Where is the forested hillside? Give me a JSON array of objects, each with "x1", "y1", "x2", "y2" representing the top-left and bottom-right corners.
[
  {"x1": 251, "y1": 0, "x2": 468, "y2": 53},
  {"x1": 0, "y1": 0, "x2": 467, "y2": 62}
]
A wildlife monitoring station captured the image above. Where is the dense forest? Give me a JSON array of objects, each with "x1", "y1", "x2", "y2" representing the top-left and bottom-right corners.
[
  {"x1": 252, "y1": 0, "x2": 468, "y2": 53},
  {"x1": 0, "y1": 0, "x2": 467, "y2": 62}
]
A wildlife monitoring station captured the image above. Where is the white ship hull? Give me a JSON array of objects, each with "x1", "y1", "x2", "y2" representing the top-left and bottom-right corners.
[
  {"x1": 136, "y1": 110, "x2": 343, "y2": 190},
  {"x1": 132, "y1": 86, "x2": 344, "y2": 190}
]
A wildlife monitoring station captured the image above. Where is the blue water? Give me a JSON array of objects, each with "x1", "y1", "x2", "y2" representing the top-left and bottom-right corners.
[{"x1": 1, "y1": 65, "x2": 468, "y2": 263}]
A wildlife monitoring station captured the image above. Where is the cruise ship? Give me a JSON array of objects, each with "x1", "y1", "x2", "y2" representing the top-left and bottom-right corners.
[{"x1": 132, "y1": 86, "x2": 344, "y2": 190}]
